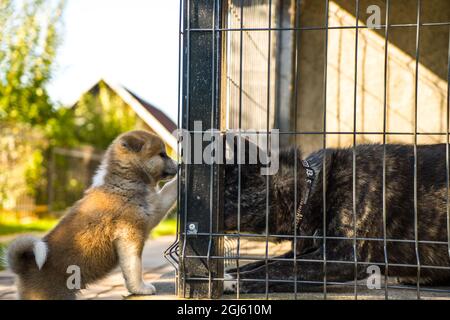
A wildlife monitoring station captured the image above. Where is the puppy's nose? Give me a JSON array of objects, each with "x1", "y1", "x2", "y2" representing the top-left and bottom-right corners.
[{"x1": 165, "y1": 159, "x2": 178, "y2": 175}]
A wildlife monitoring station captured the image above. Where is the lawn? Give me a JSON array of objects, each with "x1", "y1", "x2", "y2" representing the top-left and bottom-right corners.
[
  {"x1": 0, "y1": 216, "x2": 58, "y2": 236},
  {"x1": 0, "y1": 215, "x2": 177, "y2": 239},
  {"x1": 0, "y1": 218, "x2": 177, "y2": 237},
  {"x1": 150, "y1": 218, "x2": 177, "y2": 238}
]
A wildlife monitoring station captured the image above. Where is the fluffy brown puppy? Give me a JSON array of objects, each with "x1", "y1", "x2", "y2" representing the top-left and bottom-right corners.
[{"x1": 7, "y1": 130, "x2": 178, "y2": 300}]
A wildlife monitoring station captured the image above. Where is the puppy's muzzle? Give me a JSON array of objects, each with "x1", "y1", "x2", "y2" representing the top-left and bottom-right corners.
[{"x1": 162, "y1": 159, "x2": 178, "y2": 178}]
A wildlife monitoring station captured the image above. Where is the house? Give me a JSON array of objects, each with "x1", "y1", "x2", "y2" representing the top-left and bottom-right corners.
[{"x1": 73, "y1": 79, "x2": 177, "y2": 157}]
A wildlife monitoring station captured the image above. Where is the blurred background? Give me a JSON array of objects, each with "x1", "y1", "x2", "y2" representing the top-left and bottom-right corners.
[{"x1": 0, "y1": 0, "x2": 180, "y2": 264}]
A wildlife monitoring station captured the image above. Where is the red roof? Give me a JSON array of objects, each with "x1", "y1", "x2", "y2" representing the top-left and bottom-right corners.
[
  {"x1": 73, "y1": 80, "x2": 177, "y2": 137},
  {"x1": 124, "y1": 88, "x2": 177, "y2": 134}
]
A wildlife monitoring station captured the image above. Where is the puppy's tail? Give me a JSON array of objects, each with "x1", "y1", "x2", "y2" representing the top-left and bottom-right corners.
[{"x1": 6, "y1": 236, "x2": 48, "y2": 275}]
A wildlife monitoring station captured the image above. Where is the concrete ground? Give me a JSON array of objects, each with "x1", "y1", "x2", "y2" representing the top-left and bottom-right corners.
[{"x1": 1, "y1": 236, "x2": 450, "y2": 300}]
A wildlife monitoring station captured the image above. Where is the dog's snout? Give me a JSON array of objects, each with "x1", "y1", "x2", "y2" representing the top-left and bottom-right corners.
[{"x1": 164, "y1": 159, "x2": 178, "y2": 176}]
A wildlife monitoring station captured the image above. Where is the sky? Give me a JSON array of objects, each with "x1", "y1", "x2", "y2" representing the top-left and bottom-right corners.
[{"x1": 47, "y1": 0, "x2": 180, "y2": 122}]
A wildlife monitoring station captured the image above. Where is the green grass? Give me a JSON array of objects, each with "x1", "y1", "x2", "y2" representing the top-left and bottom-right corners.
[
  {"x1": 0, "y1": 215, "x2": 176, "y2": 239},
  {"x1": 150, "y1": 218, "x2": 177, "y2": 238},
  {"x1": 0, "y1": 217, "x2": 58, "y2": 236}
]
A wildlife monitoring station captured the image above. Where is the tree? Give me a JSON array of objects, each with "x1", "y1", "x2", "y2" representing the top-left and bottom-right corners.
[
  {"x1": 0, "y1": 0, "x2": 66, "y2": 209},
  {"x1": 0, "y1": 0, "x2": 66, "y2": 125}
]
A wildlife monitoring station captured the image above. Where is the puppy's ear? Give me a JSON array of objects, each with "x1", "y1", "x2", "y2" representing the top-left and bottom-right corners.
[{"x1": 121, "y1": 135, "x2": 145, "y2": 153}]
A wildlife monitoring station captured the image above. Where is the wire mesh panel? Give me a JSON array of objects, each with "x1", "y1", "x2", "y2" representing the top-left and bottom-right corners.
[
  {"x1": 173, "y1": 0, "x2": 225, "y2": 299},
  {"x1": 168, "y1": 0, "x2": 450, "y2": 300}
]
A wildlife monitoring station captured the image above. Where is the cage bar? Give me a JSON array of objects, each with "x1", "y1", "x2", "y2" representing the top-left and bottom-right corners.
[
  {"x1": 352, "y1": 0, "x2": 360, "y2": 300},
  {"x1": 413, "y1": 0, "x2": 422, "y2": 299},
  {"x1": 382, "y1": 0, "x2": 391, "y2": 300},
  {"x1": 322, "y1": 0, "x2": 330, "y2": 299},
  {"x1": 447, "y1": 13, "x2": 450, "y2": 262},
  {"x1": 178, "y1": 0, "x2": 224, "y2": 299}
]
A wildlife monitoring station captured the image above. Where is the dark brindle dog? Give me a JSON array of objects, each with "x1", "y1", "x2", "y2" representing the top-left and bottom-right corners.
[{"x1": 224, "y1": 142, "x2": 450, "y2": 293}]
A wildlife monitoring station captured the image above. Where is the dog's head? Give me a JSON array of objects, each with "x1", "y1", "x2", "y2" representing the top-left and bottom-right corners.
[
  {"x1": 224, "y1": 151, "x2": 267, "y2": 233},
  {"x1": 224, "y1": 139, "x2": 306, "y2": 235},
  {"x1": 111, "y1": 130, "x2": 177, "y2": 184},
  {"x1": 224, "y1": 137, "x2": 271, "y2": 233}
]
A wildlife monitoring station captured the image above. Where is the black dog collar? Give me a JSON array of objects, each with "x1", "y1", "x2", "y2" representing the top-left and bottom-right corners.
[{"x1": 295, "y1": 159, "x2": 317, "y2": 230}]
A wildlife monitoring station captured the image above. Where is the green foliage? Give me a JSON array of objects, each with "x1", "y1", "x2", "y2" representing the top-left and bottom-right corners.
[
  {"x1": 0, "y1": 1, "x2": 141, "y2": 150},
  {"x1": 150, "y1": 218, "x2": 177, "y2": 239},
  {"x1": 24, "y1": 149, "x2": 45, "y2": 197},
  {"x1": 0, "y1": 215, "x2": 57, "y2": 236},
  {"x1": 0, "y1": 122, "x2": 47, "y2": 206},
  {"x1": 0, "y1": 0, "x2": 66, "y2": 125},
  {"x1": 45, "y1": 105, "x2": 78, "y2": 148},
  {"x1": 0, "y1": 1, "x2": 68, "y2": 207},
  {"x1": 0, "y1": 2, "x2": 147, "y2": 212},
  {"x1": 72, "y1": 81, "x2": 144, "y2": 149}
]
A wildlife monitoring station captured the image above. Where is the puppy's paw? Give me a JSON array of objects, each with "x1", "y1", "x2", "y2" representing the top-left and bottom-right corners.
[
  {"x1": 223, "y1": 274, "x2": 238, "y2": 294},
  {"x1": 130, "y1": 283, "x2": 156, "y2": 296}
]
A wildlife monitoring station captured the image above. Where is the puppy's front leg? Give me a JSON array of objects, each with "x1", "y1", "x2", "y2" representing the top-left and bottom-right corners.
[
  {"x1": 115, "y1": 239, "x2": 155, "y2": 296},
  {"x1": 157, "y1": 175, "x2": 178, "y2": 214}
]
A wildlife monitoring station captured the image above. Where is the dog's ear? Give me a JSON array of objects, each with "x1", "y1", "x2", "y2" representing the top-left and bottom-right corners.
[
  {"x1": 121, "y1": 135, "x2": 145, "y2": 153},
  {"x1": 224, "y1": 134, "x2": 263, "y2": 165}
]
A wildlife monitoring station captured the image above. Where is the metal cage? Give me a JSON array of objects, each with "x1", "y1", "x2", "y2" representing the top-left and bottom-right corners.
[{"x1": 166, "y1": 0, "x2": 450, "y2": 299}]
